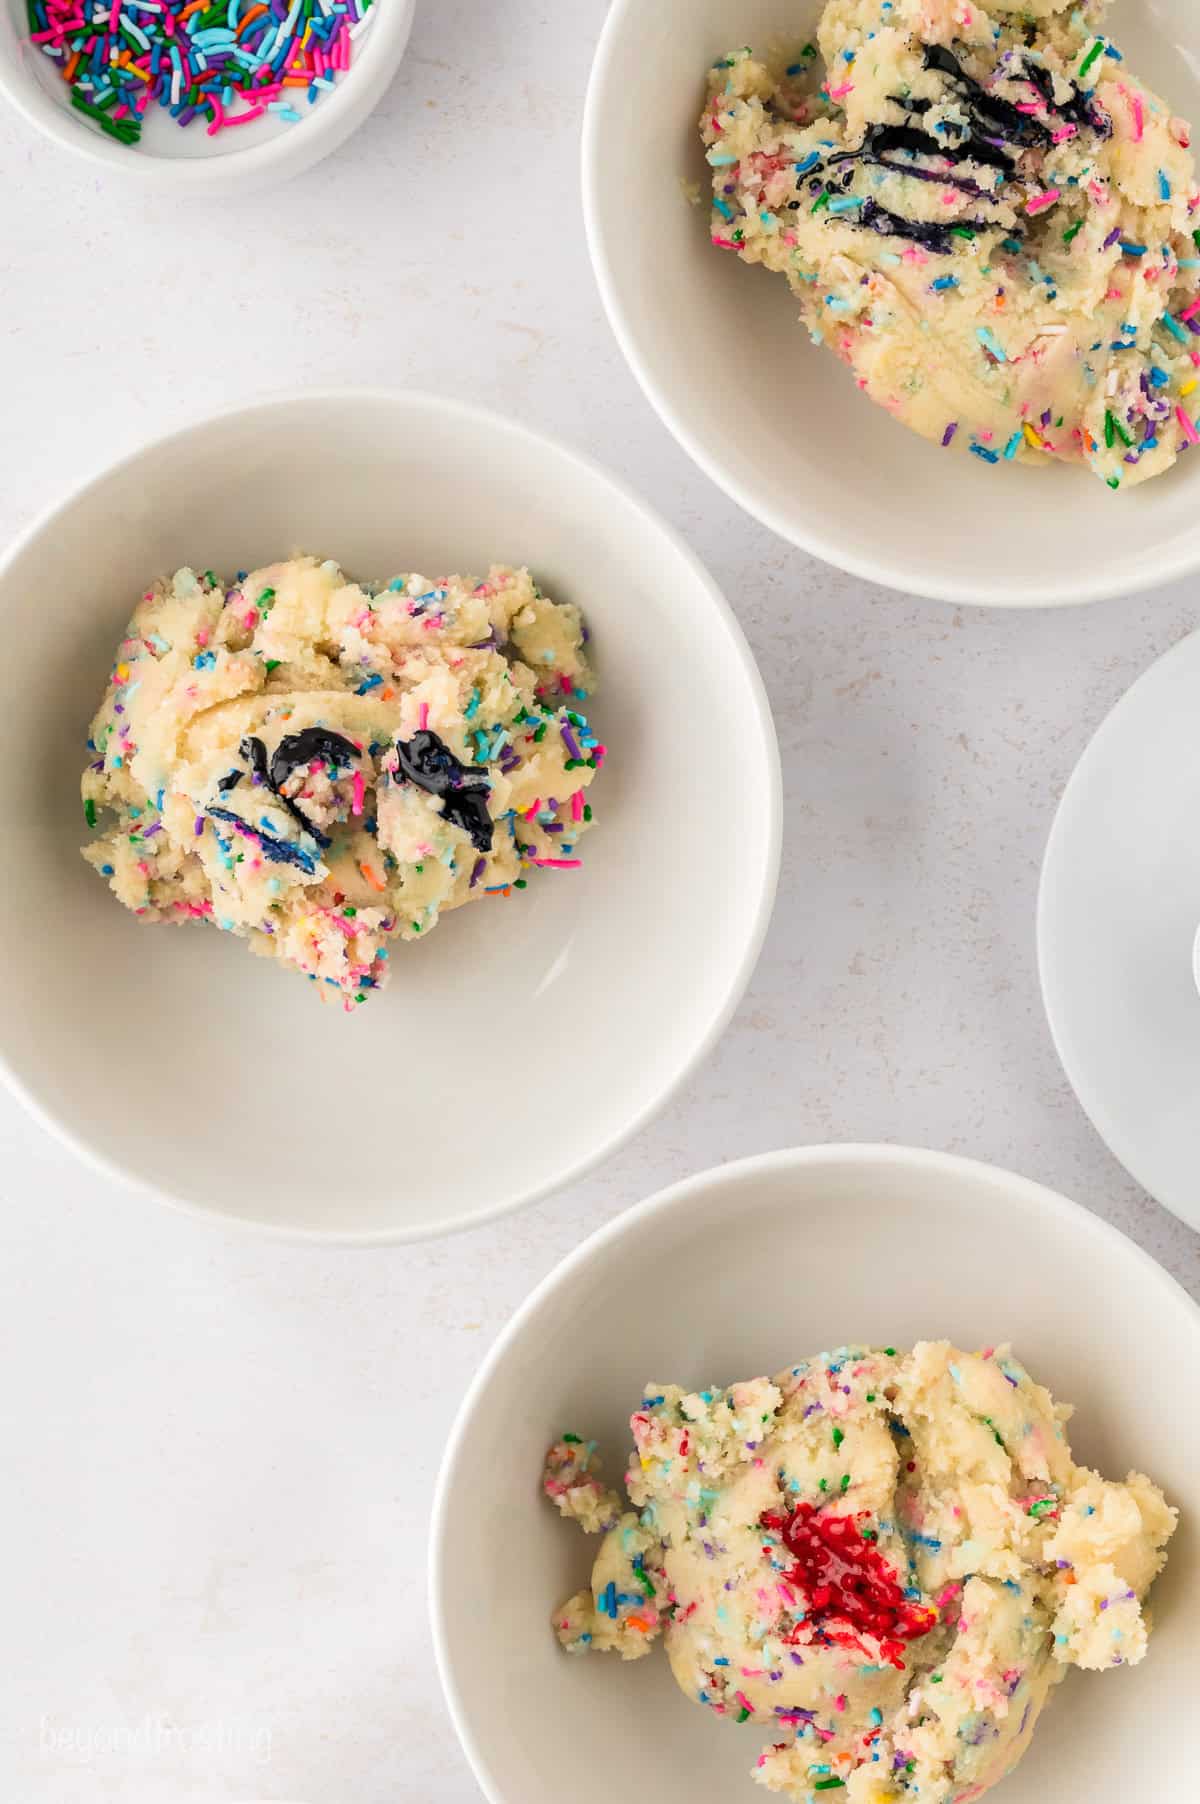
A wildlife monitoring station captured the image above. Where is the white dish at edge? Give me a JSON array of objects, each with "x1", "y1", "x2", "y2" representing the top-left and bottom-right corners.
[{"x1": 1039, "y1": 626, "x2": 1200, "y2": 1229}]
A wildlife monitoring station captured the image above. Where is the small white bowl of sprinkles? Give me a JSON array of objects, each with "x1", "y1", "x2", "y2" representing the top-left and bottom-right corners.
[{"x1": 0, "y1": 0, "x2": 413, "y2": 188}]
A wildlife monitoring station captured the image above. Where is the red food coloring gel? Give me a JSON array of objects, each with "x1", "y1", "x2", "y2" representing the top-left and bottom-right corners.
[{"x1": 761, "y1": 1505, "x2": 938, "y2": 1670}]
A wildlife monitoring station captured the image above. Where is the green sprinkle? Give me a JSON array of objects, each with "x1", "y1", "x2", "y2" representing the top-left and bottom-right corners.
[
  {"x1": 815, "y1": 1782, "x2": 846, "y2": 1793},
  {"x1": 562, "y1": 1432, "x2": 581, "y2": 1443},
  {"x1": 812, "y1": 188, "x2": 831, "y2": 214},
  {"x1": 1063, "y1": 221, "x2": 1083, "y2": 245},
  {"x1": 931, "y1": 1673, "x2": 944, "y2": 1683},
  {"x1": 84, "y1": 798, "x2": 97, "y2": 829},
  {"x1": 264, "y1": 659, "x2": 281, "y2": 674},
  {"x1": 1107, "y1": 475, "x2": 1121, "y2": 490},
  {"x1": 840, "y1": 1473, "x2": 851, "y2": 1491},
  {"x1": 736, "y1": 1707, "x2": 752, "y2": 1723},
  {"x1": 411, "y1": 921, "x2": 421, "y2": 932},
  {"x1": 884, "y1": 1348, "x2": 896, "y2": 1358},
  {"x1": 832, "y1": 1428, "x2": 845, "y2": 1449},
  {"x1": 1104, "y1": 410, "x2": 1116, "y2": 448},
  {"x1": 950, "y1": 226, "x2": 976, "y2": 241},
  {"x1": 583, "y1": 804, "x2": 593, "y2": 822},
  {"x1": 818, "y1": 1478, "x2": 828, "y2": 1492},
  {"x1": 1078, "y1": 37, "x2": 1104, "y2": 81},
  {"x1": 515, "y1": 877, "x2": 527, "y2": 889},
  {"x1": 865, "y1": 1393, "x2": 876, "y2": 1403},
  {"x1": 342, "y1": 905, "x2": 357, "y2": 918}
]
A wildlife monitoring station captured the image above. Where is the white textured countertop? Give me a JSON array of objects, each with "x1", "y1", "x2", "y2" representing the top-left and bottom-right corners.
[{"x1": 2, "y1": 2, "x2": 1198, "y2": 1800}]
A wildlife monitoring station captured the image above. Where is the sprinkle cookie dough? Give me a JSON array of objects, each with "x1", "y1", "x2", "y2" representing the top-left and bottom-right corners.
[
  {"x1": 543, "y1": 1342, "x2": 1176, "y2": 1804},
  {"x1": 702, "y1": 0, "x2": 1200, "y2": 488},
  {"x1": 82, "y1": 557, "x2": 603, "y2": 1008}
]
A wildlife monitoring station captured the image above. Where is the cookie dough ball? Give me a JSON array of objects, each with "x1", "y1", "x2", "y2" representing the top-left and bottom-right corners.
[
  {"x1": 82, "y1": 557, "x2": 603, "y2": 1007},
  {"x1": 703, "y1": 0, "x2": 1200, "y2": 488},
  {"x1": 545, "y1": 1343, "x2": 1175, "y2": 1804}
]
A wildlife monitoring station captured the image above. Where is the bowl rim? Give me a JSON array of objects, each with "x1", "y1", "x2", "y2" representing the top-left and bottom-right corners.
[
  {"x1": 0, "y1": 383, "x2": 782, "y2": 1246},
  {"x1": 0, "y1": 0, "x2": 415, "y2": 190},
  {"x1": 580, "y1": 0, "x2": 1199, "y2": 611},
  {"x1": 428, "y1": 1139, "x2": 1200, "y2": 1803}
]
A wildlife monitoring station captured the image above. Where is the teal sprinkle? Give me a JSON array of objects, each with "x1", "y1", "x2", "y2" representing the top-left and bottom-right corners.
[
  {"x1": 1163, "y1": 314, "x2": 1189, "y2": 344},
  {"x1": 976, "y1": 326, "x2": 1007, "y2": 362}
]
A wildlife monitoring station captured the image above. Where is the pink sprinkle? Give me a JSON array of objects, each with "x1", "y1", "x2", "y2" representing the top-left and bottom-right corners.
[
  {"x1": 1129, "y1": 90, "x2": 1145, "y2": 142},
  {"x1": 825, "y1": 80, "x2": 853, "y2": 101},
  {"x1": 712, "y1": 235, "x2": 739, "y2": 250},
  {"x1": 195, "y1": 626, "x2": 210, "y2": 646},
  {"x1": 528, "y1": 857, "x2": 582, "y2": 869},
  {"x1": 205, "y1": 93, "x2": 225, "y2": 135},
  {"x1": 243, "y1": 610, "x2": 258, "y2": 630},
  {"x1": 570, "y1": 790, "x2": 583, "y2": 822},
  {"x1": 351, "y1": 770, "x2": 365, "y2": 815},
  {"x1": 1180, "y1": 298, "x2": 1200, "y2": 321},
  {"x1": 734, "y1": 1691, "x2": 755, "y2": 1714},
  {"x1": 418, "y1": 702, "x2": 429, "y2": 729},
  {"x1": 1051, "y1": 124, "x2": 1077, "y2": 144},
  {"x1": 1176, "y1": 406, "x2": 1199, "y2": 445},
  {"x1": 221, "y1": 103, "x2": 268, "y2": 127},
  {"x1": 523, "y1": 799, "x2": 542, "y2": 820},
  {"x1": 1025, "y1": 189, "x2": 1060, "y2": 215}
]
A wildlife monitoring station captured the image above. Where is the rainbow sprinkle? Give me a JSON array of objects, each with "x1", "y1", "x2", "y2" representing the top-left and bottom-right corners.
[{"x1": 26, "y1": 0, "x2": 376, "y2": 143}]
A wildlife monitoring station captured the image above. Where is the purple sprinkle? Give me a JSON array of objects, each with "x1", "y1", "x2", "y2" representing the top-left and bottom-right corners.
[
  {"x1": 1103, "y1": 226, "x2": 1123, "y2": 249},
  {"x1": 560, "y1": 723, "x2": 582, "y2": 760},
  {"x1": 469, "y1": 856, "x2": 486, "y2": 888},
  {"x1": 942, "y1": 421, "x2": 959, "y2": 447},
  {"x1": 142, "y1": 822, "x2": 162, "y2": 838},
  {"x1": 193, "y1": 816, "x2": 204, "y2": 835}
]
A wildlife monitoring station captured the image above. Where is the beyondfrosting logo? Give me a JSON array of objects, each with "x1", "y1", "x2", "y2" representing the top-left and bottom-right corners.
[{"x1": 38, "y1": 1712, "x2": 274, "y2": 1766}]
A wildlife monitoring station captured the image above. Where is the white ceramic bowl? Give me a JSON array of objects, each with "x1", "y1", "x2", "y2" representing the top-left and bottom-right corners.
[
  {"x1": 431, "y1": 1144, "x2": 1200, "y2": 1804},
  {"x1": 0, "y1": 0, "x2": 414, "y2": 192},
  {"x1": 0, "y1": 389, "x2": 779, "y2": 1241},
  {"x1": 583, "y1": 0, "x2": 1200, "y2": 606}
]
